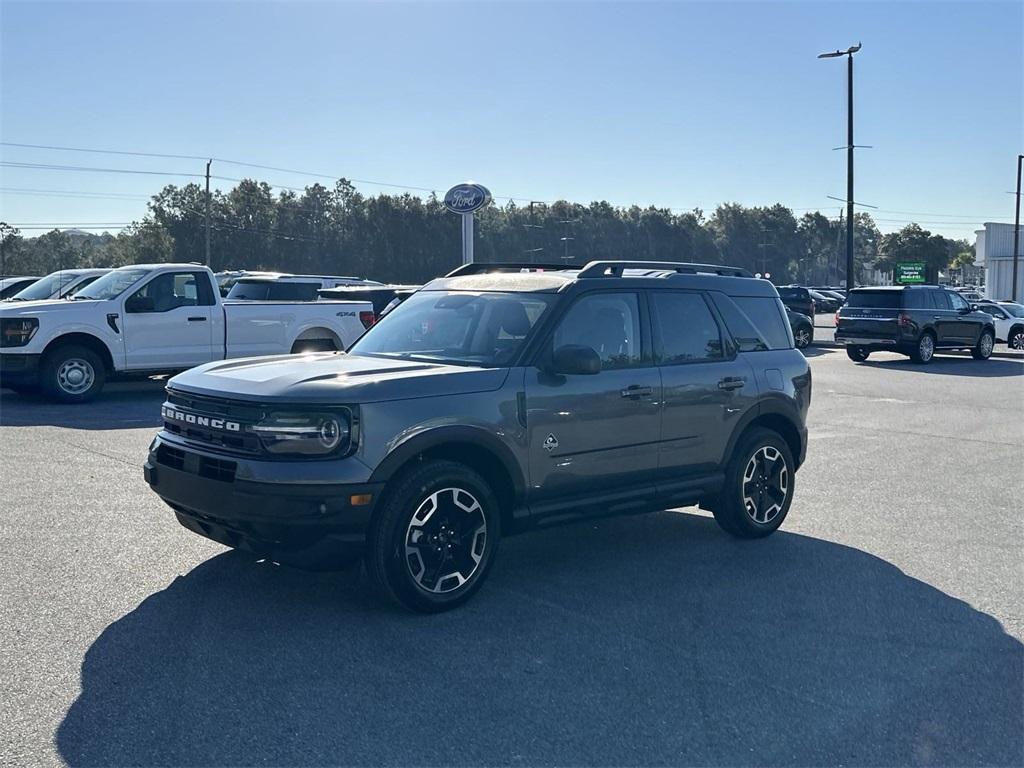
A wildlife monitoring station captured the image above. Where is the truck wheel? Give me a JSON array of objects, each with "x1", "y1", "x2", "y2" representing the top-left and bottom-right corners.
[
  {"x1": 971, "y1": 330, "x2": 994, "y2": 360},
  {"x1": 710, "y1": 427, "x2": 795, "y2": 539},
  {"x1": 1008, "y1": 327, "x2": 1024, "y2": 350},
  {"x1": 366, "y1": 459, "x2": 501, "y2": 613},
  {"x1": 846, "y1": 346, "x2": 869, "y2": 362},
  {"x1": 910, "y1": 332, "x2": 935, "y2": 364},
  {"x1": 40, "y1": 345, "x2": 106, "y2": 403}
]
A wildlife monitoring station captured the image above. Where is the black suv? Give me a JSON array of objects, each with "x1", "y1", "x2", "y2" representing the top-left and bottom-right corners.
[
  {"x1": 776, "y1": 286, "x2": 816, "y2": 318},
  {"x1": 144, "y1": 261, "x2": 811, "y2": 612},
  {"x1": 836, "y1": 285, "x2": 996, "y2": 363}
]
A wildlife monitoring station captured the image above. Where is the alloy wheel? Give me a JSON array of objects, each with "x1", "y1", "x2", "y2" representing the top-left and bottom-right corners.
[
  {"x1": 404, "y1": 487, "x2": 487, "y2": 594},
  {"x1": 1010, "y1": 331, "x2": 1024, "y2": 350},
  {"x1": 979, "y1": 333, "x2": 993, "y2": 358},
  {"x1": 795, "y1": 328, "x2": 811, "y2": 348},
  {"x1": 742, "y1": 445, "x2": 789, "y2": 524},
  {"x1": 919, "y1": 335, "x2": 934, "y2": 362},
  {"x1": 56, "y1": 358, "x2": 95, "y2": 395}
]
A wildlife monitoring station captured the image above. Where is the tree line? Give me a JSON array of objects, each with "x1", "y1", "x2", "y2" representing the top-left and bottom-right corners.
[{"x1": 0, "y1": 178, "x2": 973, "y2": 285}]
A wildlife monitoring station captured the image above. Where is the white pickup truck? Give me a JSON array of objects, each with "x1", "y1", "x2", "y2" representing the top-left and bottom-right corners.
[{"x1": 0, "y1": 263, "x2": 373, "y2": 402}]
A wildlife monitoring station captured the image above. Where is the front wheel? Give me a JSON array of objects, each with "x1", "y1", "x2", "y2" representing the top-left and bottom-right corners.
[
  {"x1": 846, "y1": 346, "x2": 870, "y2": 362},
  {"x1": 794, "y1": 326, "x2": 812, "y2": 349},
  {"x1": 971, "y1": 330, "x2": 994, "y2": 360},
  {"x1": 366, "y1": 459, "x2": 501, "y2": 612},
  {"x1": 1009, "y1": 327, "x2": 1024, "y2": 350},
  {"x1": 40, "y1": 345, "x2": 106, "y2": 403},
  {"x1": 710, "y1": 427, "x2": 795, "y2": 539}
]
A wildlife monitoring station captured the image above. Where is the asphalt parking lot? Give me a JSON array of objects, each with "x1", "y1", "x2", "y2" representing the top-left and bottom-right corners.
[{"x1": 1, "y1": 349, "x2": 1022, "y2": 767}]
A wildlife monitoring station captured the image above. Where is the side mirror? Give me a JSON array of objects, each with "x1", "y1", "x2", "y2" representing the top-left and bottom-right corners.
[
  {"x1": 551, "y1": 344, "x2": 601, "y2": 375},
  {"x1": 970, "y1": 304, "x2": 980, "y2": 312}
]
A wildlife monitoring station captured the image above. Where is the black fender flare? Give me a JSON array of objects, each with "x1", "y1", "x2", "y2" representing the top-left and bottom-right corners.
[
  {"x1": 722, "y1": 400, "x2": 806, "y2": 470},
  {"x1": 369, "y1": 425, "x2": 527, "y2": 501}
]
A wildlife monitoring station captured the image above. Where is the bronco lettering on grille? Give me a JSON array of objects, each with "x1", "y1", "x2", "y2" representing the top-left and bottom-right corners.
[{"x1": 161, "y1": 406, "x2": 241, "y2": 432}]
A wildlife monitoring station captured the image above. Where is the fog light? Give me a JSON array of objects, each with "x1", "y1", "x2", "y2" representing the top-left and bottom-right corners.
[{"x1": 350, "y1": 494, "x2": 373, "y2": 506}]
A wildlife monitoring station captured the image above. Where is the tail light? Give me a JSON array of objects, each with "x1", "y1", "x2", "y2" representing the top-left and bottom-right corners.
[
  {"x1": 358, "y1": 310, "x2": 376, "y2": 329},
  {"x1": 898, "y1": 312, "x2": 912, "y2": 328},
  {"x1": 834, "y1": 311, "x2": 840, "y2": 326}
]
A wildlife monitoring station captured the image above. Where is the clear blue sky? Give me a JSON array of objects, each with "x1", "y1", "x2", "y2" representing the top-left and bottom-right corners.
[{"x1": 1, "y1": 1, "x2": 1021, "y2": 241}]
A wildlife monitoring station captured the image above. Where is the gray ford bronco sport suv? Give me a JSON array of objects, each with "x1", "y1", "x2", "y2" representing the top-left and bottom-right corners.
[{"x1": 144, "y1": 261, "x2": 811, "y2": 612}]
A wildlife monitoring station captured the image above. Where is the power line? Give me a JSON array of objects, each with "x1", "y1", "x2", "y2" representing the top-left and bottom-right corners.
[{"x1": 1, "y1": 161, "x2": 206, "y2": 178}]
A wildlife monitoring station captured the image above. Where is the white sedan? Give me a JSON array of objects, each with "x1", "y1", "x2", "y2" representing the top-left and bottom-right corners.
[{"x1": 977, "y1": 301, "x2": 1024, "y2": 350}]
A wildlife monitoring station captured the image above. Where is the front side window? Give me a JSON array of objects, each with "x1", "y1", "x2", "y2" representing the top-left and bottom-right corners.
[
  {"x1": 349, "y1": 290, "x2": 554, "y2": 367},
  {"x1": 651, "y1": 292, "x2": 723, "y2": 363},
  {"x1": 929, "y1": 290, "x2": 952, "y2": 310},
  {"x1": 126, "y1": 272, "x2": 211, "y2": 313},
  {"x1": 552, "y1": 292, "x2": 643, "y2": 370},
  {"x1": 979, "y1": 305, "x2": 1007, "y2": 319}
]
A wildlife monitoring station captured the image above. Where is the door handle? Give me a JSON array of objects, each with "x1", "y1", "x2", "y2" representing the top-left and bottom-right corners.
[
  {"x1": 187, "y1": 316, "x2": 207, "y2": 322},
  {"x1": 718, "y1": 377, "x2": 746, "y2": 391},
  {"x1": 620, "y1": 385, "x2": 653, "y2": 399}
]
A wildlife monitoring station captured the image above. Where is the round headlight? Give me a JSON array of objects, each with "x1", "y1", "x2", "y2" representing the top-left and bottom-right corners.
[{"x1": 318, "y1": 417, "x2": 344, "y2": 450}]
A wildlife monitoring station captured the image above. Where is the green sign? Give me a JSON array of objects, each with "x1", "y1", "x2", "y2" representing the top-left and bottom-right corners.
[{"x1": 895, "y1": 261, "x2": 926, "y2": 284}]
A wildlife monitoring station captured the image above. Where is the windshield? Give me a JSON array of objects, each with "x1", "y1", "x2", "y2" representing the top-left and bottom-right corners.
[
  {"x1": 72, "y1": 268, "x2": 151, "y2": 300},
  {"x1": 349, "y1": 290, "x2": 555, "y2": 367},
  {"x1": 8, "y1": 272, "x2": 78, "y2": 301}
]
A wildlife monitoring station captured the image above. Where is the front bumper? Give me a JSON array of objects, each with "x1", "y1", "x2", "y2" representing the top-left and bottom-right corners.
[
  {"x1": 0, "y1": 352, "x2": 41, "y2": 387},
  {"x1": 144, "y1": 434, "x2": 384, "y2": 569}
]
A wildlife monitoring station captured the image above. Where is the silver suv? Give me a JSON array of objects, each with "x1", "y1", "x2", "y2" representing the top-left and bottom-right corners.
[{"x1": 144, "y1": 261, "x2": 811, "y2": 612}]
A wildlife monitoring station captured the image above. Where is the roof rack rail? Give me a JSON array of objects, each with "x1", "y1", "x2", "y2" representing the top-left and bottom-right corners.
[
  {"x1": 445, "y1": 262, "x2": 576, "y2": 278},
  {"x1": 577, "y1": 260, "x2": 753, "y2": 279}
]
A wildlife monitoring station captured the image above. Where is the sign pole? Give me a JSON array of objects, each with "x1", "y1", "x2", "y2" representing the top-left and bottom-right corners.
[{"x1": 461, "y1": 213, "x2": 474, "y2": 265}]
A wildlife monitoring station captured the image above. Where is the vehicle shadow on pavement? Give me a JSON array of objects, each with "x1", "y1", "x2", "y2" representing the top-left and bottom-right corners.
[
  {"x1": 0, "y1": 382, "x2": 166, "y2": 429},
  {"x1": 860, "y1": 357, "x2": 1024, "y2": 378},
  {"x1": 56, "y1": 511, "x2": 1022, "y2": 767}
]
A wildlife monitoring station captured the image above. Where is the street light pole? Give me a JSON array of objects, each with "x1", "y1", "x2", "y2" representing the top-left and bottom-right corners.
[
  {"x1": 819, "y1": 43, "x2": 862, "y2": 292},
  {"x1": 1012, "y1": 153, "x2": 1022, "y2": 302}
]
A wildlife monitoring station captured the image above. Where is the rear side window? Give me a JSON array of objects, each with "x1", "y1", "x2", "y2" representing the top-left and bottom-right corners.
[
  {"x1": 929, "y1": 289, "x2": 952, "y2": 310},
  {"x1": 650, "y1": 292, "x2": 724, "y2": 363},
  {"x1": 846, "y1": 291, "x2": 901, "y2": 309},
  {"x1": 710, "y1": 294, "x2": 767, "y2": 352}
]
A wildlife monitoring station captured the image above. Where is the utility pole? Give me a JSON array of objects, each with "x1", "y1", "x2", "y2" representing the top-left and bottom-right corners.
[
  {"x1": 204, "y1": 159, "x2": 212, "y2": 267},
  {"x1": 819, "y1": 43, "x2": 862, "y2": 291},
  {"x1": 1013, "y1": 153, "x2": 1022, "y2": 302}
]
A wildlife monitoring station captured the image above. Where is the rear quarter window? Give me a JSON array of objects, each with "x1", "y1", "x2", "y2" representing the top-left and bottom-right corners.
[{"x1": 710, "y1": 293, "x2": 792, "y2": 351}]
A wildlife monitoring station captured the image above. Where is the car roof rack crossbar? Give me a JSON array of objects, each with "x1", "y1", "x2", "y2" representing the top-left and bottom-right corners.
[
  {"x1": 577, "y1": 260, "x2": 753, "y2": 279},
  {"x1": 445, "y1": 262, "x2": 577, "y2": 277}
]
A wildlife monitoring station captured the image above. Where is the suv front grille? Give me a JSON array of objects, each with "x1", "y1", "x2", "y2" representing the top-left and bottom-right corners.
[
  {"x1": 156, "y1": 444, "x2": 237, "y2": 483},
  {"x1": 163, "y1": 389, "x2": 264, "y2": 455}
]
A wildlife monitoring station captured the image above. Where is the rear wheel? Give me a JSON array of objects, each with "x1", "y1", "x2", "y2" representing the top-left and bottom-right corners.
[
  {"x1": 366, "y1": 459, "x2": 501, "y2": 612},
  {"x1": 910, "y1": 332, "x2": 935, "y2": 364},
  {"x1": 794, "y1": 325, "x2": 812, "y2": 349},
  {"x1": 1008, "y1": 327, "x2": 1024, "y2": 350},
  {"x1": 846, "y1": 346, "x2": 869, "y2": 362},
  {"x1": 971, "y1": 330, "x2": 994, "y2": 360},
  {"x1": 709, "y1": 427, "x2": 795, "y2": 539},
  {"x1": 40, "y1": 345, "x2": 106, "y2": 403}
]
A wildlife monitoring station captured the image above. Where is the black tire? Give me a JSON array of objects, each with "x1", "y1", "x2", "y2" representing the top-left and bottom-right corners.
[
  {"x1": 909, "y1": 332, "x2": 936, "y2": 364},
  {"x1": 366, "y1": 459, "x2": 501, "y2": 613},
  {"x1": 846, "y1": 346, "x2": 869, "y2": 362},
  {"x1": 710, "y1": 427, "x2": 795, "y2": 539},
  {"x1": 794, "y1": 325, "x2": 813, "y2": 349},
  {"x1": 40, "y1": 344, "x2": 106, "y2": 403},
  {"x1": 971, "y1": 329, "x2": 994, "y2": 360},
  {"x1": 1008, "y1": 326, "x2": 1024, "y2": 351}
]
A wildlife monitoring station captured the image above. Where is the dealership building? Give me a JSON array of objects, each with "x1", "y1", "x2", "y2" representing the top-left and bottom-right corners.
[{"x1": 975, "y1": 222, "x2": 1024, "y2": 301}]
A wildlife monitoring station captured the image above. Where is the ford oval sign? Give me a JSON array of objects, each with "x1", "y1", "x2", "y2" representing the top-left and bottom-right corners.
[{"x1": 444, "y1": 183, "x2": 492, "y2": 215}]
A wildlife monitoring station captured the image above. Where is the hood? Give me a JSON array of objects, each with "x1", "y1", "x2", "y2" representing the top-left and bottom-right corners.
[
  {"x1": 0, "y1": 298, "x2": 106, "y2": 316},
  {"x1": 167, "y1": 352, "x2": 510, "y2": 404}
]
